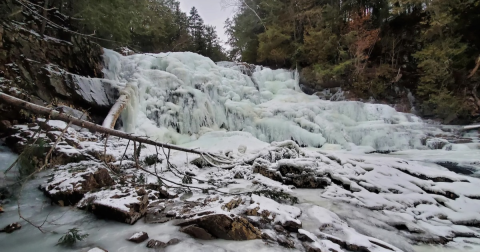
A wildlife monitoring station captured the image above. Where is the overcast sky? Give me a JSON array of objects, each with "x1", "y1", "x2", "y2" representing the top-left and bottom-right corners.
[{"x1": 179, "y1": 0, "x2": 235, "y2": 48}]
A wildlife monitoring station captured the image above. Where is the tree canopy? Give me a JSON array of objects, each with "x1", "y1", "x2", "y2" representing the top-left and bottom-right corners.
[
  {"x1": 1, "y1": 0, "x2": 227, "y2": 61},
  {"x1": 224, "y1": 0, "x2": 480, "y2": 121}
]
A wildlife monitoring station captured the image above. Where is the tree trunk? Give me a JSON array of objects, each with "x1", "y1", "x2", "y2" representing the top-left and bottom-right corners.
[
  {"x1": 40, "y1": 0, "x2": 49, "y2": 37},
  {"x1": 0, "y1": 92, "x2": 206, "y2": 155},
  {"x1": 102, "y1": 86, "x2": 132, "y2": 129}
]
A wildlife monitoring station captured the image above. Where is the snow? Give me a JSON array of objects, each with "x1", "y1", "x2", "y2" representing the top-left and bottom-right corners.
[{"x1": 129, "y1": 232, "x2": 145, "y2": 240}]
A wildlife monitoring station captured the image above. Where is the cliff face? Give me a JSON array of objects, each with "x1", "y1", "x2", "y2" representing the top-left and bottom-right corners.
[{"x1": 0, "y1": 21, "x2": 118, "y2": 129}]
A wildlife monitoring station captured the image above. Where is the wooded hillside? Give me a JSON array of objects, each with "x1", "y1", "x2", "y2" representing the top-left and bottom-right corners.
[{"x1": 224, "y1": 0, "x2": 480, "y2": 122}]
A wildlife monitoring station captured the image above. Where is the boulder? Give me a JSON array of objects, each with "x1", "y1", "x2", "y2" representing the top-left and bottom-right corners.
[
  {"x1": 167, "y1": 238, "x2": 181, "y2": 245},
  {"x1": 302, "y1": 242, "x2": 324, "y2": 252},
  {"x1": 128, "y1": 231, "x2": 149, "y2": 243},
  {"x1": 43, "y1": 168, "x2": 115, "y2": 206},
  {"x1": 176, "y1": 214, "x2": 262, "y2": 240},
  {"x1": 89, "y1": 194, "x2": 149, "y2": 224},
  {"x1": 144, "y1": 201, "x2": 174, "y2": 224},
  {"x1": 0, "y1": 120, "x2": 12, "y2": 132},
  {"x1": 146, "y1": 239, "x2": 167, "y2": 249},
  {"x1": 277, "y1": 235, "x2": 295, "y2": 248},
  {"x1": 180, "y1": 225, "x2": 215, "y2": 240},
  {"x1": 136, "y1": 188, "x2": 147, "y2": 196},
  {"x1": 0, "y1": 222, "x2": 21, "y2": 233}
]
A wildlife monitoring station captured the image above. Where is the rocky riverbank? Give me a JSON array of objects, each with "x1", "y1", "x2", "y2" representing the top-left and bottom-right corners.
[{"x1": 1, "y1": 118, "x2": 479, "y2": 252}]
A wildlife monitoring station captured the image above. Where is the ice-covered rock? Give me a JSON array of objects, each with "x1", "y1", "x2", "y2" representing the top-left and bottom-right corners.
[{"x1": 128, "y1": 231, "x2": 149, "y2": 243}]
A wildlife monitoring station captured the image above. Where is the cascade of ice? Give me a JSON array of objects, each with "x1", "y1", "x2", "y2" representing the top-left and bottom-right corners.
[{"x1": 102, "y1": 49, "x2": 451, "y2": 150}]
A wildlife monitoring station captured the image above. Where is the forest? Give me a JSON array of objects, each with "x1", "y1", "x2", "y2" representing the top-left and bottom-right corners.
[
  {"x1": 1, "y1": 0, "x2": 227, "y2": 61},
  {"x1": 224, "y1": 0, "x2": 480, "y2": 121}
]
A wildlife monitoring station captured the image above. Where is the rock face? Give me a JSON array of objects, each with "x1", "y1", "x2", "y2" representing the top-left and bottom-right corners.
[
  {"x1": 177, "y1": 214, "x2": 262, "y2": 241},
  {"x1": 0, "y1": 20, "x2": 113, "y2": 126}
]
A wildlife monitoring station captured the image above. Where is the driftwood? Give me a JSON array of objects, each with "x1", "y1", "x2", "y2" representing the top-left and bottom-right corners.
[{"x1": 0, "y1": 92, "x2": 234, "y2": 163}]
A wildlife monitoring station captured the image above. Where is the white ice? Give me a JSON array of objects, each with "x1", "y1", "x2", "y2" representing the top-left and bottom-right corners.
[{"x1": 102, "y1": 49, "x2": 455, "y2": 151}]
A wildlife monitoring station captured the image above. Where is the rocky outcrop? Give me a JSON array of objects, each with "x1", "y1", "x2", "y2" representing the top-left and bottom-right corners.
[
  {"x1": 42, "y1": 168, "x2": 115, "y2": 206},
  {"x1": 84, "y1": 194, "x2": 149, "y2": 225},
  {"x1": 177, "y1": 214, "x2": 262, "y2": 241},
  {"x1": 0, "y1": 20, "x2": 113, "y2": 126}
]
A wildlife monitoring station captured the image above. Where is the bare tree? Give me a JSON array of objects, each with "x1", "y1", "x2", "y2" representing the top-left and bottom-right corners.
[{"x1": 221, "y1": 0, "x2": 266, "y2": 31}]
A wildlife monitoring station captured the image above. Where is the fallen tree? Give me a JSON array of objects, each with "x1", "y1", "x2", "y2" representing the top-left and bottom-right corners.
[{"x1": 0, "y1": 92, "x2": 234, "y2": 166}]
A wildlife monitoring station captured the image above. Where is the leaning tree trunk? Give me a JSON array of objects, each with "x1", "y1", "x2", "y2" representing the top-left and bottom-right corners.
[
  {"x1": 0, "y1": 92, "x2": 208, "y2": 155},
  {"x1": 464, "y1": 124, "x2": 480, "y2": 130},
  {"x1": 102, "y1": 85, "x2": 132, "y2": 129}
]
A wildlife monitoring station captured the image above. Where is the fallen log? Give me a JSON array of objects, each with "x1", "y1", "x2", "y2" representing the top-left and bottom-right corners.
[{"x1": 0, "y1": 92, "x2": 222, "y2": 157}]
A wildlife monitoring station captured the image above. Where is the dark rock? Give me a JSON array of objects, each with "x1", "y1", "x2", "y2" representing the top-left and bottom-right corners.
[
  {"x1": 86, "y1": 194, "x2": 149, "y2": 225},
  {"x1": 302, "y1": 242, "x2": 324, "y2": 252},
  {"x1": 252, "y1": 159, "x2": 283, "y2": 181},
  {"x1": 136, "y1": 188, "x2": 147, "y2": 196},
  {"x1": 146, "y1": 239, "x2": 167, "y2": 249},
  {"x1": 43, "y1": 168, "x2": 115, "y2": 206},
  {"x1": 234, "y1": 172, "x2": 244, "y2": 179},
  {"x1": 145, "y1": 201, "x2": 174, "y2": 224},
  {"x1": 176, "y1": 214, "x2": 262, "y2": 240},
  {"x1": 0, "y1": 222, "x2": 21, "y2": 233},
  {"x1": 277, "y1": 235, "x2": 295, "y2": 248},
  {"x1": 0, "y1": 120, "x2": 12, "y2": 132},
  {"x1": 191, "y1": 157, "x2": 209, "y2": 168},
  {"x1": 297, "y1": 232, "x2": 315, "y2": 242},
  {"x1": 273, "y1": 225, "x2": 285, "y2": 233},
  {"x1": 261, "y1": 232, "x2": 275, "y2": 241},
  {"x1": 0, "y1": 187, "x2": 12, "y2": 200},
  {"x1": 180, "y1": 224, "x2": 215, "y2": 240},
  {"x1": 282, "y1": 220, "x2": 302, "y2": 232},
  {"x1": 222, "y1": 197, "x2": 242, "y2": 211},
  {"x1": 167, "y1": 238, "x2": 181, "y2": 245},
  {"x1": 128, "y1": 231, "x2": 149, "y2": 243},
  {"x1": 166, "y1": 211, "x2": 177, "y2": 217},
  {"x1": 185, "y1": 171, "x2": 196, "y2": 177}
]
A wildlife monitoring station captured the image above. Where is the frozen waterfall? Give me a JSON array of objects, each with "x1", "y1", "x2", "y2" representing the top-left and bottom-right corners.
[{"x1": 102, "y1": 49, "x2": 450, "y2": 151}]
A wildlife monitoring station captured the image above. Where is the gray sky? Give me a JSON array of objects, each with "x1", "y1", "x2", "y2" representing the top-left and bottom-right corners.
[{"x1": 179, "y1": 0, "x2": 235, "y2": 48}]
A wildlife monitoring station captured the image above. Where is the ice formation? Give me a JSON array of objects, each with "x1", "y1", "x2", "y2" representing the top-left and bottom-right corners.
[{"x1": 102, "y1": 49, "x2": 457, "y2": 151}]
